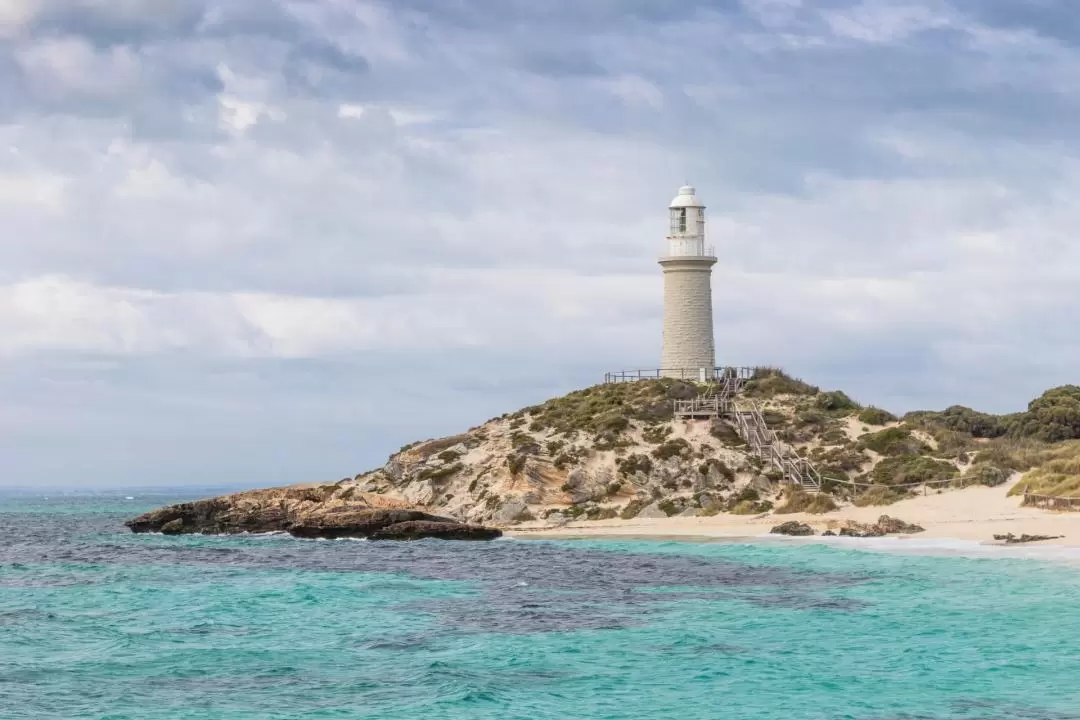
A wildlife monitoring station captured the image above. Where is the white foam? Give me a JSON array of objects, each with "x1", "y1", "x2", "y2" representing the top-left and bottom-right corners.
[{"x1": 776, "y1": 533, "x2": 1080, "y2": 565}]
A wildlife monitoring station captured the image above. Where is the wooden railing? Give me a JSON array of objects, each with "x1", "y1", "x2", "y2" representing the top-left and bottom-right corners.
[
  {"x1": 604, "y1": 366, "x2": 755, "y2": 384},
  {"x1": 1023, "y1": 492, "x2": 1080, "y2": 511}
]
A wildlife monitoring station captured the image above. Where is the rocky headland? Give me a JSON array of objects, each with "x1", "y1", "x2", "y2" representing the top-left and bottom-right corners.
[{"x1": 127, "y1": 370, "x2": 1080, "y2": 542}]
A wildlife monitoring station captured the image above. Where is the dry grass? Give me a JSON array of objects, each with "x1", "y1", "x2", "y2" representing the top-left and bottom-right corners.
[
  {"x1": 773, "y1": 487, "x2": 839, "y2": 515},
  {"x1": 852, "y1": 485, "x2": 910, "y2": 507},
  {"x1": 1009, "y1": 441, "x2": 1080, "y2": 498}
]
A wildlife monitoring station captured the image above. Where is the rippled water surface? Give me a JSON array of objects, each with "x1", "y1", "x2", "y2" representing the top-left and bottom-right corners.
[{"x1": 2, "y1": 493, "x2": 1080, "y2": 719}]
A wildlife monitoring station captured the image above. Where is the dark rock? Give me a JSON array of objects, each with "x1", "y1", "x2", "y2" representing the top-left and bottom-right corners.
[
  {"x1": 125, "y1": 496, "x2": 290, "y2": 535},
  {"x1": 993, "y1": 533, "x2": 1065, "y2": 544},
  {"x1": 770, "y1": 521, "x2": 815, "y2": 536},
  {"x1": 369, "y1": 521, "x2": 503, "y2": 541},
  {"x1": 876, "y1": 515, "x2": 925, "y2": 535},
  {"x1": 287, "y1": 509, "x2": 453, "y2": 539},
  {"x1": 838, "y1": 521, "x2": 885, "y2": 538},
  {"x1": 160, "y1": 519, "x2": 185, "y2": 535},
  {"x1": 822, "y1": 530, "x2": 837, "y2": 537}
]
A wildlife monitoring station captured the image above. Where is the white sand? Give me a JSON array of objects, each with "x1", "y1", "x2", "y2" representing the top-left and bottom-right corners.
[{"x1": 510, "y1": 479, "x2": 1080, "y2": 549}]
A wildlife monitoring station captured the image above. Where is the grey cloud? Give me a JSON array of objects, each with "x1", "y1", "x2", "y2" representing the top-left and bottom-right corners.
[{"x1": 4, "y1": 0, "x2": 1080, "y2": 487}]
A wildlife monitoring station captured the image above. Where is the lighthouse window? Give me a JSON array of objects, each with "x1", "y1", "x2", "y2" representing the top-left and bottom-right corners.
[{"x1": 678, "y1": 208, "x2": 687, "y2": 232}]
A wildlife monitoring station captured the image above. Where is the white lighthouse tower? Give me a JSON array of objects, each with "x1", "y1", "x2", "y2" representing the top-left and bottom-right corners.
[{"x1": 659, "y1": 185, "x2": 717, "y2": 379}]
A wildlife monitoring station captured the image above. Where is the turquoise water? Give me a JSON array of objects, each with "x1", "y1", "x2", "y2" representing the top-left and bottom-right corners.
[{"x1": 2, "y1": 494, "x2": 1080, "y2": 719}]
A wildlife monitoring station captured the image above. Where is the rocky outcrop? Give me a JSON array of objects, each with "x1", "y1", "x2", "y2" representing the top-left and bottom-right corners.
[
  {"x1": 837, "y1": 515, "x2": 925, "y2": 537},
  {"x1": 875, "y1": 515, "x2": 925, "y2": 535},
  {"x1": 125, "y1": 485, "x2": 500, "y2": 541},
  {"x1": 993, "y1": 533, "x2": 1064, "y2": 544},
  {"x1": 770, "y1": 521, "x2": 815, "y2": 536},
  {"x1": 370, "y1": 521, "x2": 502, "y2": 541}
]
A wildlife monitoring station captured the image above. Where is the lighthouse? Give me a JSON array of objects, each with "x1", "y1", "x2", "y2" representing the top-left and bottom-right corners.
[{"x1": 659, "y1": 185, "x2": 717, "y2": 379}]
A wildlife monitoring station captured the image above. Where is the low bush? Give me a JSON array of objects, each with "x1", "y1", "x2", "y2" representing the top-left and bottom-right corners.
[
  {"x1": 642, "y1": 425, "x2": 673, "y2": 444},
  {"x1": 852, "y1": 485, "x2": 910, "y2": 506},
  {"x1": 857, "y1": 406, "x2": 897, "y2": 426},
  {"x1": 616, "y1": 453, "x2": 653, "y2": 477},
  {"x1": 744, "y1": 368, "x2": 819, "y2": 398},
  {"x1": 956, "y1": 464, "x2": 1010, "y2": 488},
  {"x1": 870, "y1": 455, "x2": 958, "y2": 486},
  {"x1": 773, "y1": 487, "x2": 839, "y2": 515},
  {"x1": 652, "y1": 438, "x2": 691, "y2": 461},
  {"x1": 857, "y1": 426, "x2": 929, "y2": 456},
  {"x1": 418, "y1": 463, "x2": 464, "y2": 482}
]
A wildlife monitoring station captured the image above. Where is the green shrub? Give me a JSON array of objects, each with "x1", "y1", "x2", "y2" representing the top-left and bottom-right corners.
[
  {"x1": 418, "y1": 463, "x2": 464, "y2": 482},
  {"x1": 774, "y1": 487, "x2": 839, "y2": 515},
  {"x1": 1008, "y1": 386, "x2": 1080, "y2": 442},
  {"x1": 956, "y1": 464, "x2": 1010, "y2": 488},
  {"x1": 852, "y1": 485, "x2": 910, "y2": 506},
  {"x1": 616, "y1": 453, "x2": 653, "y2": 477},
  {"x1": 744, "y1": 368, "x2": 819, "y2": 398},
  {"x1": 642, "y1": 425, "x2": 672, "y2": 444},
  {"x1": 586, "y1": 506, "x2": 619, "y2": 521},
  {"x1": 657, "y1": 499, "x2": 681, "y2": 517},
  {"x1": 709, "y1": 420, "x2": 744, "y2": 446},
  {"x1": 870, "y1": 455, "x2": 958, "y2": 486},
  {"x1": 857, "y1": 406, "x2": 897, "y2": 425},
  {"x1": 698, "y1": 458, "x2": 735, "y2": 481},
  {"x1": 438, "y1": 450, "x2": 462, "y2": 463},
  {"x1": 510, "y1": 431, "x2": 534, "y2": 448},
  {"x1": 506, "y1": 455, "x2": 527, "y2": 475},
  {"x1": 553, "y1": 448, "x2": 583, "y2": 470},
  {"x1": 652, "y1": 438, "x2": 691, "y2": 461},
  {"x1": 815, "y1": 391, "x2": 860, "y2": 415},
  {"x1": 546, "y1": 439, "x2": 566, "y2": 455},
  {"x1": 857, "y1": 426, "x2": 929, "y2": 456},
  {"x1": 620, "y1": 499, "x2": 648, "y2": 519}
]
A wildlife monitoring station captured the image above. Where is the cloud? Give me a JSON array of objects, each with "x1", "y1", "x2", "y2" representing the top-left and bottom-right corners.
[{"x1": 3, "y1": 0, "x2": 1080, "y2": 487}]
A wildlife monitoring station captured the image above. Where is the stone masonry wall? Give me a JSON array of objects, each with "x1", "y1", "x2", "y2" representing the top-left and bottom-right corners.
[{"x1": 659, "y1": 258, "x2": 716, "y2": 375}]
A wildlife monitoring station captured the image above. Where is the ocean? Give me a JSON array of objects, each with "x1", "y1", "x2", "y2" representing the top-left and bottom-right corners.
[{"x1": 2, "y1": 492, "x2": 1080, "y2": 720}]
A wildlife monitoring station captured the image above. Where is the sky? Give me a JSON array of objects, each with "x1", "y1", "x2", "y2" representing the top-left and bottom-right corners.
[{"x1": 2, "y1": 0, "x2": 1080, "y2": 489}]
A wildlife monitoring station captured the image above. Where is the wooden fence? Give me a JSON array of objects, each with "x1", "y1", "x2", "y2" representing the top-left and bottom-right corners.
[{"x1": 1022, "y1": 493, "x2": 1080, "y2": 511}]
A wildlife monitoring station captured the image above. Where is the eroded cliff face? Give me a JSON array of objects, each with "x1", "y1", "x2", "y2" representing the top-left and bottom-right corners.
[{"x1": 346, "y1": 377, "x2": 883, "y2": 525}]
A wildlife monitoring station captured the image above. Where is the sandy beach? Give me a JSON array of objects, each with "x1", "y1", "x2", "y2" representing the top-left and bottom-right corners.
[{"x1": 510, "y1": 479, "x2": 1080, "y2": 548}]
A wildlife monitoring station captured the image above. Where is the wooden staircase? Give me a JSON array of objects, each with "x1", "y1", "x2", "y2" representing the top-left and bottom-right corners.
[{"x1": 674, "y1": 371, "x2": 823, "y2": 493}]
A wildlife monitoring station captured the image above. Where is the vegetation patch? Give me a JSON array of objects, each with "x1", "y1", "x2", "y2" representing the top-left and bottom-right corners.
[
  {"x1": 815, "y1": 391, "x2": 861, "y2": 415},
  {"x1": 620, "y1": 499, "x2": 648, "y2": 520},
  {"x1": 774, "y1": 487, "x2": 839, "y2": 515},
  {"x1": 417, "y1": 463, "x2": 464, "y2": 482},
  {"x1": 616, "y1": 453, "x2": 654, "y2": 478},
  {"x1": 956, "y1": 464, "x2": 1010, "y2": 488},
  {"x1": 642, "y1": 425, "x2": 673, "y2": 444},
  {"x1": 743, "y1": 368, "x2": 819, "y2": 398},
  {"x1": 652, "y1": 438, "x2": 691, "y2": 461},
  {"x1": 870, "y1": 455, "x2": 958, "y2": 486},
  {"x1": 858, "y1": 406, "x2": 897, "y2": 426},
  {"x1": 698, "y1": 458, "x2": 735, "y2": 482},
  {"x1": 852, "y1": 485, "x2": 911, "y2": 507},
  {"x1": 857, "y1": 426, "x2": 930, "y2": 456},
  {"x1": 657, "y1": 499, "x2": 682, "y2": 517},
  {"x1": 1010, "y1": 441, "x2": 1080, "y2": 499}
]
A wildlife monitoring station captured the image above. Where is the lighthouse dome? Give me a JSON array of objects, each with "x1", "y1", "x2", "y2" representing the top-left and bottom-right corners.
[{"x1": 669, "y1": 185, "x2": 704, "y2": 208}]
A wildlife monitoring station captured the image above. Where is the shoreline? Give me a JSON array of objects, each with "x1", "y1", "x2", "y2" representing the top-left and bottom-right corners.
[{"x1": 507, "y1": 480, "x2": 1080, "y2": 557}]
